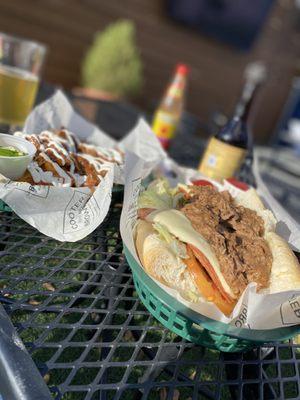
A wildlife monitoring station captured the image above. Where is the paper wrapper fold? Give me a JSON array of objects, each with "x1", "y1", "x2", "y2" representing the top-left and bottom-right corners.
[
  {"x1": 0, "y1": 90, "x2": 166, "y2": 241},
  {"x1": 120, "y1": 152, "x2": 300, "y2": 330}
]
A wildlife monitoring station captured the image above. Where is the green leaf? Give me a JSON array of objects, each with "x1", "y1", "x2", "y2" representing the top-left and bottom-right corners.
[
  {"x1": 138, "y1": 178, "x2": 178, "y2": 210},
  {"x1": 153, "y1": 222, "x2": 188, "y2": 260}
]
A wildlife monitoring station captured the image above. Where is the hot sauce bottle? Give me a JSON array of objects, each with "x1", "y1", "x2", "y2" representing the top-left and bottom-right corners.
[
  {"x1": 152, "y1": 63, "x2": 189, "y2": 149},
  {"x1": 198, "y1": 62, "x2": 266, "y2": 181}
]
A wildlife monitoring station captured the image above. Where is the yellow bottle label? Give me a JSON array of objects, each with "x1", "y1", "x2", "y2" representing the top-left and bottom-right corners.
[
  {"x1": 152, "y1": 111, "x2": 178, "y2": 141},
  {"x1": 167, "y1": 83, "x2": 183, "y2": 99},
  {"x1": 198, "y1": 137, "x2": 246, "y2": 181}
]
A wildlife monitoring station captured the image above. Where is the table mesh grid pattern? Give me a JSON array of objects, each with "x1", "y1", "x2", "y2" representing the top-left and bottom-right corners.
[{"x1": 0, "y1": 200, "x2": 300, "y2": 400}]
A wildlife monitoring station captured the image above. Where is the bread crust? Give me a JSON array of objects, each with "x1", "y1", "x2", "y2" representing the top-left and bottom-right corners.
[
  {"x1": 135, "y1": 220, "x2": 200, "y2": 298},
  {"x1": 235, "y1": 187, "x2": 266, "y2": 211},
  {"x1": 235, "y1": 188, "x2": 277, "y2": 233},
  {"x1": 266, "y1": 231, "x2": 300, "y2": 293}
]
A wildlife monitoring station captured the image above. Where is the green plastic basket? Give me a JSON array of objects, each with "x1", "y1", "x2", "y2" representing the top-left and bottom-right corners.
[
  {"x1": 124, "y1": 246, "x2": 300, "y2": 352},
  {"x1": 0, "y1": 199, "x2": 11, "y2": 212}
]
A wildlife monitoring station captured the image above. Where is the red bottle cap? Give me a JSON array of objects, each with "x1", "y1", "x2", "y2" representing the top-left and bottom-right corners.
[{"x1": 176, "y1": 63, "x2": 189, "y2": 76}]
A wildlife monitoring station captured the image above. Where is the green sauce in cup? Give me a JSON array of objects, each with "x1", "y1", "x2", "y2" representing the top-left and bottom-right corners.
[{"x1": 0, "y1": 146, "x2": 27, "y2": 157}]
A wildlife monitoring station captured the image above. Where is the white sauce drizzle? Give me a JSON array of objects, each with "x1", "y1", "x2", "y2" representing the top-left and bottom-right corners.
[
  {"x1": 14, "y1": 130, "x2": 111, "y2": 187},
  {"x1": 78, "y1": 153, "x2": 106, "y2": 173},
  {"x1": 40, "y1": 153, "x2": 72, "y2": 187},
  {"x1": 28, "y1": 162, "x2": 63, "y2": 186},
  {"x1": 81, "y1": 143, "x2": 123, "y2": 164}
]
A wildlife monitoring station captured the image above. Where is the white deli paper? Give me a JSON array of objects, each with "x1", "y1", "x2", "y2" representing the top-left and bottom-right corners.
[
  {"x1": 120, "y1": 152, "x2": 300, "y2": 330},
  {"x1": 0, "y1": 90, "x2": 166, "y2": 242}
]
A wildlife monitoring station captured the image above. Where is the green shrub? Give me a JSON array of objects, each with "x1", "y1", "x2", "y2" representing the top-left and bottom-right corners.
[{"x1": 81, "y1": 20, "x2": 143, "y2": 97}]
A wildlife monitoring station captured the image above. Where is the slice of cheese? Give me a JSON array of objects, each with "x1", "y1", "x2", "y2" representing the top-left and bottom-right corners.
[{"x1": 148, "y1": 209, "x2": 235, "y2": 299}]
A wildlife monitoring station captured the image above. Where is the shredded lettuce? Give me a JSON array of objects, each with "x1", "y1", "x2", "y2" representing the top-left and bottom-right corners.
[
  {"x1": 153, "y1": 222, "x2": 188, "y2": 260},
  {"x1": 153, "y1": 221, "x2": 174, "y2": 243},
  {"x1": 138, "y1": 178, "x2": 180, "y2": 210}
]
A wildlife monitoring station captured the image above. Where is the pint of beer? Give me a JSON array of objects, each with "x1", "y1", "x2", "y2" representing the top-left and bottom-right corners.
[
  {"x1": 0, "y1": 65, "x2": 39, "y2": 126},
  {"x1": 0, "y1": 33, "x2": 46, "y2": 130}
]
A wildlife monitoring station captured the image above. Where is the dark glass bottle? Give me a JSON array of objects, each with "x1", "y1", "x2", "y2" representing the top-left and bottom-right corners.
[
  {"x1": 215, "y1": 116, "x2": 247, "y2": 149},
  {"x1": 199, "y1": 62, "x2": 265, "y2": 182},
  {"x1": 233, "y1": 70, "x2": 264, "y2": 185}
]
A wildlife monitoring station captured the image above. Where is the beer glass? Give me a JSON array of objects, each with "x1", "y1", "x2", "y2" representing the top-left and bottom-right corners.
[{"x1": 0, "y1": 32, "x2": 46, "y2": 132}]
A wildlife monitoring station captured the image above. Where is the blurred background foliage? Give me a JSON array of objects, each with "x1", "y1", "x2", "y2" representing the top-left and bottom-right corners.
[
  {"x1": 1, "y1": 0, "x2": 300, "y2": 144},
  {"x1": 81, "y1": 20, "x2": 143, "y2": 98}
]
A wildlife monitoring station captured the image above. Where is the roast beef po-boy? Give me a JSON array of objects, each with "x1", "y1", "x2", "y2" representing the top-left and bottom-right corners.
[{"x1": 134, "y1": 179, "x2": 300, "y2": 316}]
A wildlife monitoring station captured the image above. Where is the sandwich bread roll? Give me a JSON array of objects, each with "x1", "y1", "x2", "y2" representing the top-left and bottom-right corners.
[
  {"x1": 267, "y1": 231, "x2": 300, "y2": 293},
  {"x1": 135, "y1": 181, "x2": 300, "y2": 315},
  {"x1": 135, "y1": 220, "x2": 201, "y2": 301}
]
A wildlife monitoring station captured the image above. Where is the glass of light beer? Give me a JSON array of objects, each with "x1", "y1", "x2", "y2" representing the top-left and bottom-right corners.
[{"x1": 0, "y1": 33, "x2": 46, "y2": 131}]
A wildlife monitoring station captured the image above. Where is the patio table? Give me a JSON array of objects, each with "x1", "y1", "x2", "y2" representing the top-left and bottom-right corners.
[{"x1": 0, "y1": 92, "x2": 300, "y2": 400}]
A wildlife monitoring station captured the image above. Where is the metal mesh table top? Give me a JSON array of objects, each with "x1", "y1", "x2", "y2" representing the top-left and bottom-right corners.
[{"x1": 1, "y1": 196, "x2": 300, "y2": 400}]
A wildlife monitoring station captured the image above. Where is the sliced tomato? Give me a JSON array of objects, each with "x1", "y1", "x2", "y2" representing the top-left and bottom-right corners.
[
  {"x1": 184, "y1": 247, "x2": 236, "y2": 316},
  {"x1": 188, "y1": 244, "x2": 236, "y2": 304},
  {"x1": 138, "y1": 208, "x2": 156, "y2": 220},
  {"x1": 191, "y1": 179, "x2": 214, "y2": 187},
  {"x1": 226, "y1": 177, "x2": 249, "y2": 191}
]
